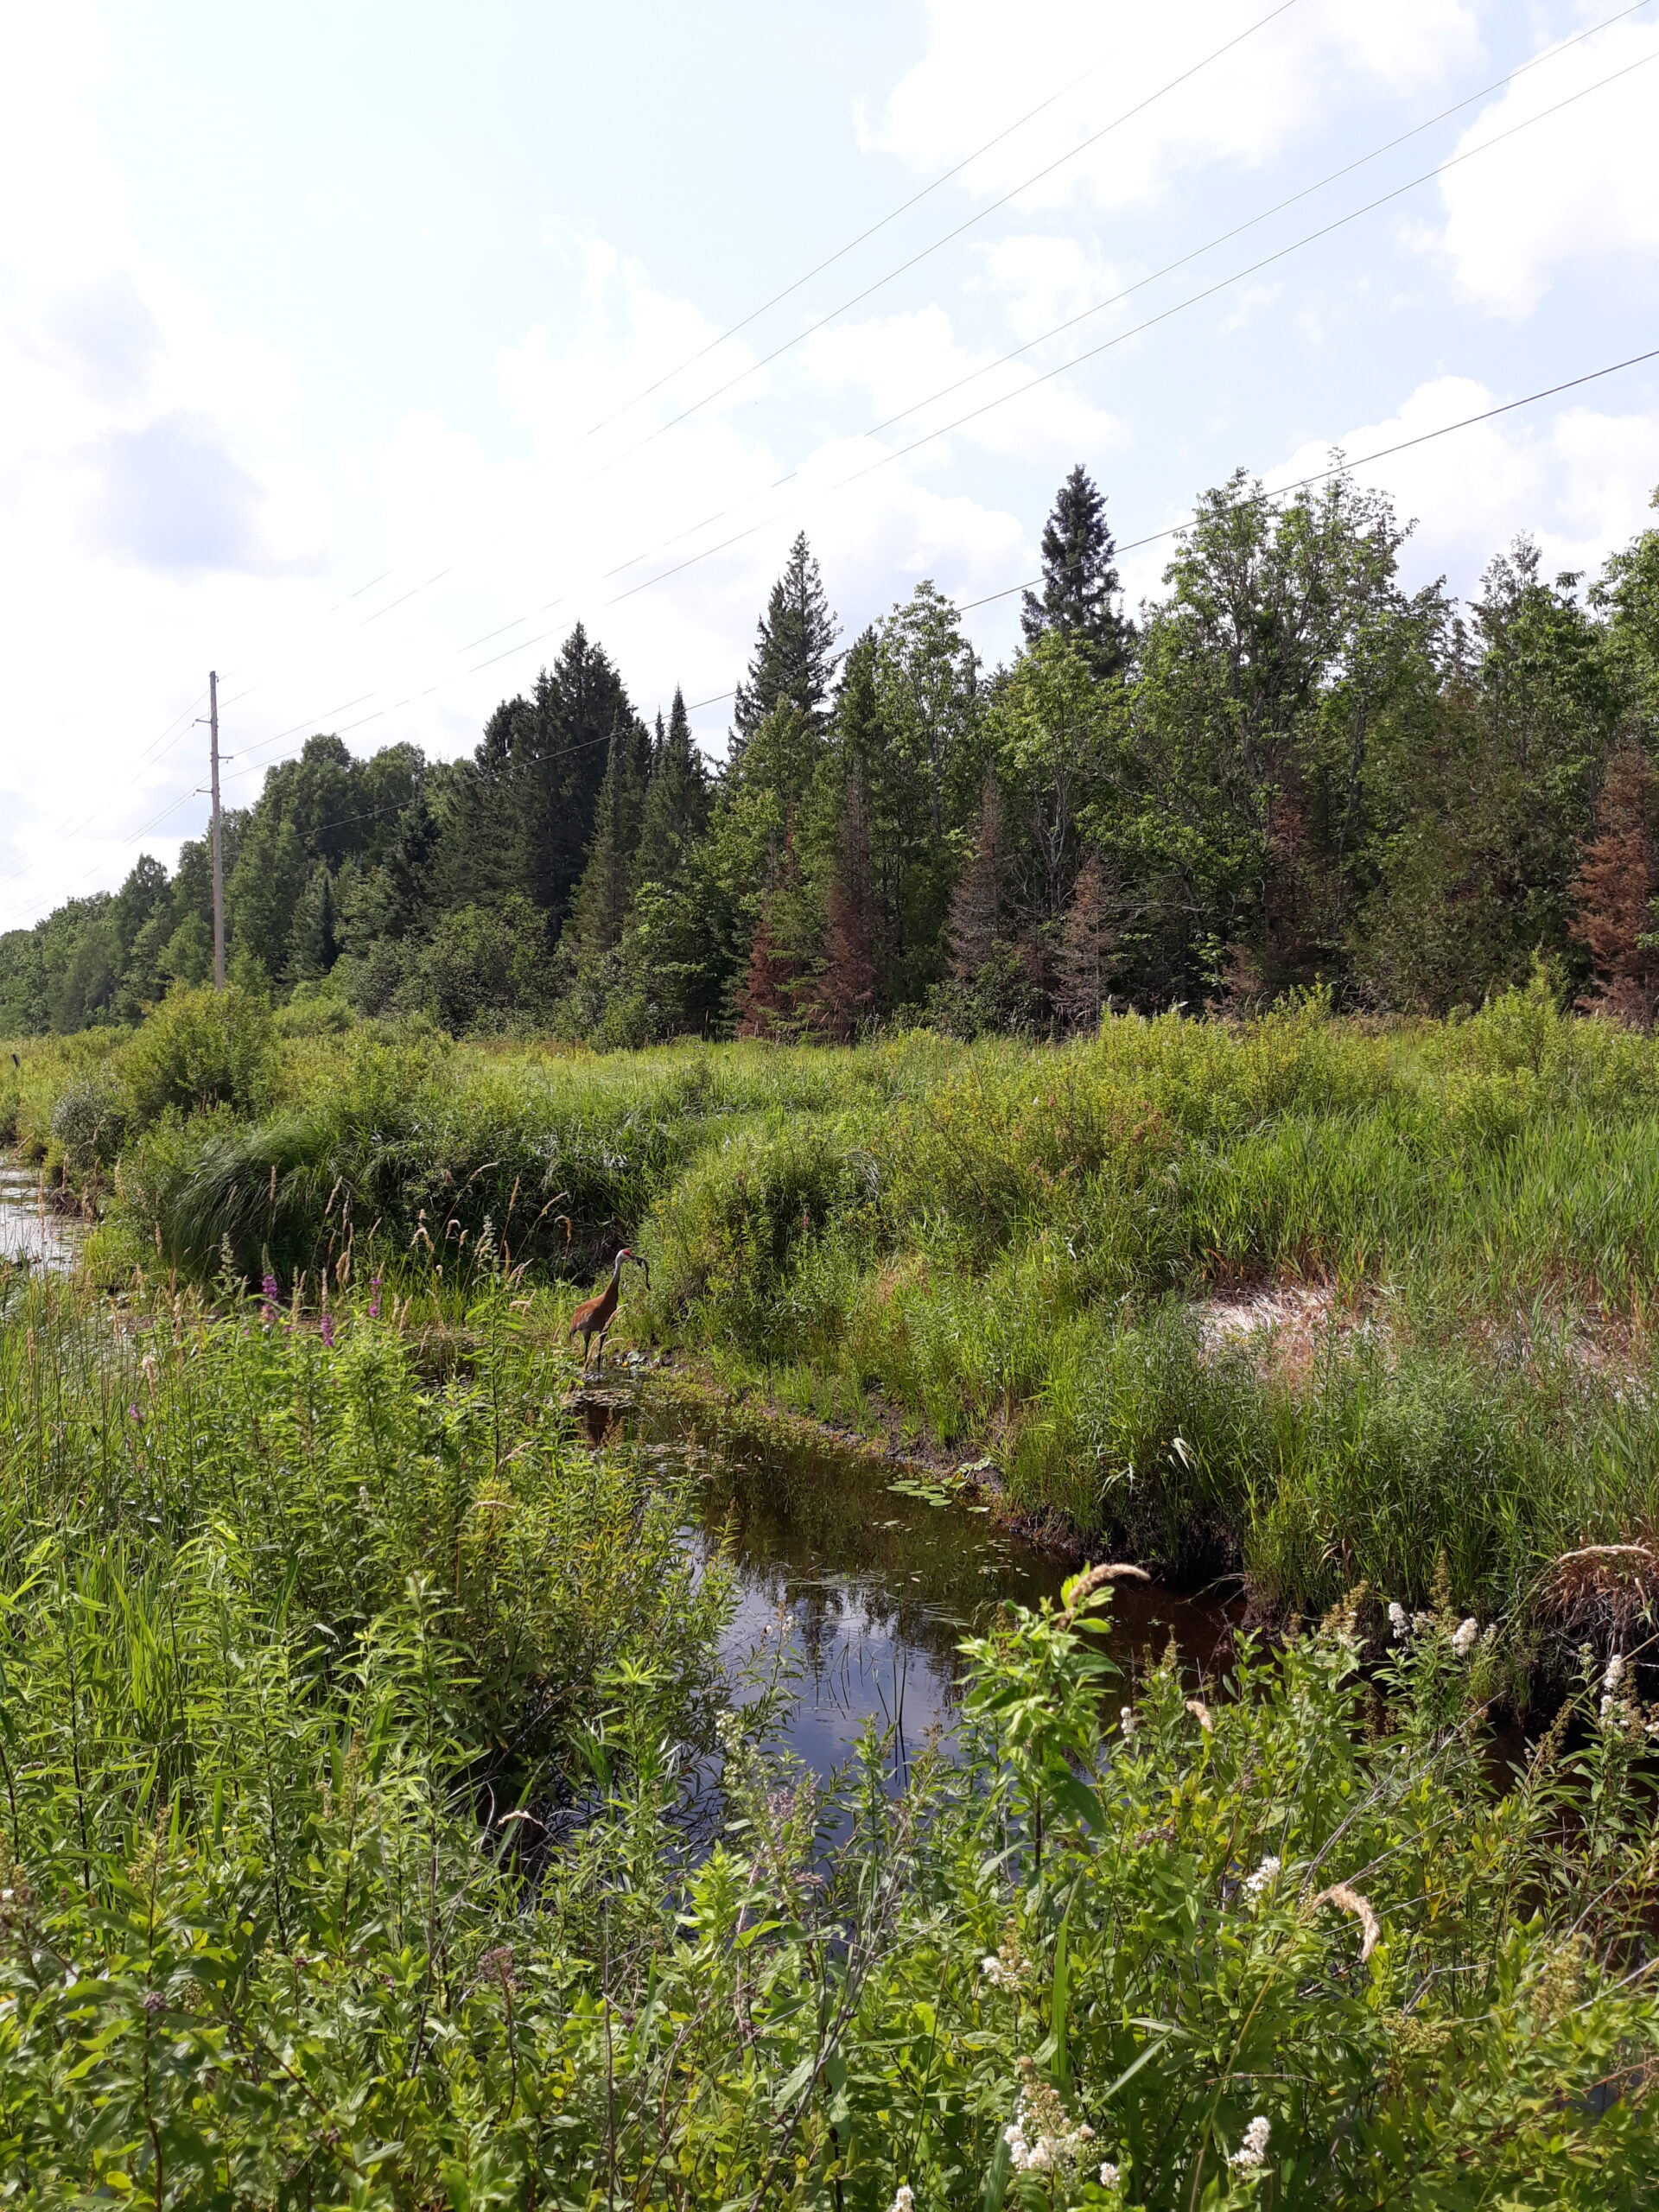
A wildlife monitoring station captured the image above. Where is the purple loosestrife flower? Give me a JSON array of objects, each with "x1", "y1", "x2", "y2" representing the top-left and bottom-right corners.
[
  {"x1": 320, "y1": 1312, "x2": 335, "y2": 1350},
  {"x1": 368, "y1": 1273, "x2": 382, "y2": 1320},
  {"x1": 260, "y1": 1274, "x2": 279, "y2": 1324}
]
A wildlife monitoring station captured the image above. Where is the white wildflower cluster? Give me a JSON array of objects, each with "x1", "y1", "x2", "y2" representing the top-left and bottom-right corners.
[
  {"x1": 887, "y1": 2187, "x2": 915, "y2": 2212},
  {"x1": 1118, "y1": 1705, "x2": 1137, "y2": 1740},
  {"x1": 1387, "y1": 1600, "x2": 1408, "y2": 1640},
  {"x1": 979, "y1": 1925, "x2": 1026, "y2": 1990},
  {"x1": 1242, "y1": 1854, "x2": 1281, "y2": 1898},
  {"x1": 1451, "y1": 1616, "x2": 1480, "y2": 1657},
  {"x1": 1097, "y1": 2158, "x2": 1123, "y2": 2190},
  {"x1": 714, "y1": 1709, "x2": 746, "y2": 1754},
  {"x1": 1003, "y1": 2060, "x2": 1094, "y2": 2176},
  {"x1": 1600, "y1": 1649, "x2": 1638, "y2": 1726},
  {"x1": 1229, "y1": 2114, "x2": 1272, "y2": 2171}
]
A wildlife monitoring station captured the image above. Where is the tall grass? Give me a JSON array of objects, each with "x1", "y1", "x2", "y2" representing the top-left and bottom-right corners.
[
  {"x1": 11, "y1": 978, "x2": 1659, "y2": 1643},
  {"x1": 0, "y1": 1161, "x2": 1656, "y2": 2192}
]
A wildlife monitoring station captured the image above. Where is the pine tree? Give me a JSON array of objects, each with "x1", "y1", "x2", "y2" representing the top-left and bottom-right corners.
[
  {"x1": 289, "y1": 863, "x2": 340, "y2": 981},
  {"x1": 817, "y1": 772, "x2": 876, "y2": 1041},
  {"x1": 565, "y1": 713, "x2": 652, "y2": 970},
  {"x1": 1053, "y1": 849, "x2": 1116, "y2": 1030},
  {"x1": 733, "y1": 534, "x2": 840, "y2": 747},
  {"x1": 633, "y1": 687, "x2": 709, "y2": 887},
  {"x1": 1020, "y1": 464, "x2": 1132, "y2": 680},
  {"x1": 1570, "y1": 741, "x2": 1659, "y2": 1027},
  {"x1": 946, "y1": 774, "x2": 1002, "y2": 987}
]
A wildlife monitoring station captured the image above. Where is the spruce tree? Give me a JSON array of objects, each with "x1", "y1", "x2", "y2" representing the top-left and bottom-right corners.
[
  {"x1": 817, "y1": 772, "x2": 876, "y2": 1041},
  {"x1": 733, "y1": 533, "x2": 840, "y2": 748},
  {"x1": 633, "y1": 687, "x2": 710, "y2": 887},
  {"x1": 565, "y1": 713, "x2": 652, "y2": 970},
  {"x1": 1021, "y1": 465, "x2": 1132, "y2": 680}
]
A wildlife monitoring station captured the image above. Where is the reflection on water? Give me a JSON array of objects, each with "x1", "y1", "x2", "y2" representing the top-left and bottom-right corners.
[
  {"x1": 0, "y1": 1164, "x2": 78, "y2": 1273},
  {"x1": 573, "y1": 1383, "x2": 1237, "y2": 1785}
]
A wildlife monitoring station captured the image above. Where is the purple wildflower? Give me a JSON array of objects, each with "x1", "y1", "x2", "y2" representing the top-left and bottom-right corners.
[
  {"x1": 260, "y1": 1274, "x2": 279, "y2": 1323},
  {"x1": 320, "y1": 1311, "x2": 335, "y2": 1351},
  {"x1": 368, "y1": 1273, "x2": 382, "y2": 1320},
  {"x1": 128, "y1": 1404, "x2": 141, "y2": 1422}
]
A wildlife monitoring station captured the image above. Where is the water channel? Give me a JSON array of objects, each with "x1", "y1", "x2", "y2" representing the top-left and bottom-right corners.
[
  {"x1": 0, "y1": 1160, "x2": 78, "y2": 1272},
  {"x1": 572, "y1": 1380, "x2": 1237, "y2": 1785}
]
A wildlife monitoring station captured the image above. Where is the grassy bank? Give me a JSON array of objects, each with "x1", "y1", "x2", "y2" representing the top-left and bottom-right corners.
[
  {"x1": 8, "y1": 977, "x2": 1659, "y2": 1660},
  {"x1": 0, "y1": 1267, "x2": 1655, "y2": 2200}
]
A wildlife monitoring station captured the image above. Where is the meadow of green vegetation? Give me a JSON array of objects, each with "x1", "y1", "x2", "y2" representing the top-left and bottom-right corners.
[
  {"x1": 4, "y1": 984, "x2": 1659, "y2": 2201},
  {"x1": 10, "y1": 975, "x2": 1659, "y2": 1674},
  {"x1": 0, "y1": 1255, "x2": 1656, "y2": 2202}
]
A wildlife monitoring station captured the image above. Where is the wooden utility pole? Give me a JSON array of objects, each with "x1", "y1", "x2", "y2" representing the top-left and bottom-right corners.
[{"x1": 209, "y1": 669, "x2": 226, "y2": 991}]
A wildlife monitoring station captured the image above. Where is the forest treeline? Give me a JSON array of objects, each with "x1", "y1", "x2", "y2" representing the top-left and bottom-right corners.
[{"x1": 7, "y1": 461, "x2": 1659, "y2": 1040}]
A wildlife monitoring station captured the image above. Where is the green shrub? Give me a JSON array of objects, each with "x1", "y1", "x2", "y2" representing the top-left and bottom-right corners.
[
  {"x1": 47, "y1": 1065, "x2": 131, "y2": 1173},
  {"x1": 117, "y1": 982, "x2": 278, "y2": 1125}
]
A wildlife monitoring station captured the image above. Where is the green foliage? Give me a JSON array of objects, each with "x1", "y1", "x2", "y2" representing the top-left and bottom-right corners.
[
  {"x1": 117, "y1": 983, "x2": 278, "y2": 1125},
  {"x1": 0, "y1": 1295, "x2": 1651, "y2": 2212}
]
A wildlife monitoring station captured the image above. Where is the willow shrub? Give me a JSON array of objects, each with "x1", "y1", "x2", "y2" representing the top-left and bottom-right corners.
[{"x1": 0, "y1": 1544, "x2": 1654, "y2": 2205}]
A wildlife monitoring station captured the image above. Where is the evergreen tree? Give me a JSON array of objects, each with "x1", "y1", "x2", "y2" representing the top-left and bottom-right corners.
[
  {"x1": 1053, "y1": 850, "x2": 1116, "y2": 1031},
  {"x1": 566, "y1": 715, "x2": 651, "y2": 969},
  {"x1": 733, "y1": 534, "x2": 839, "y2": 748},
  {"x1": 1570, "y1": 741, "x2": 1659, "y2": 1027},
  {"x1": 439, "y1": 626, "x2": 634, "y2": 931},
  {"x1": 734, "y1": 892, "x2": 801, "y2": 1039},
  {"x1": 633, "y1": 688, "x2": 710, "y2": 887},
  {"x1": 289, "y1": 864, "x2": 340, "y2": 982},
  {"x1": 817, "y1": 772, "x2": 876, "y2": 1041},
  {"x1": 947, "y1": 775, "x2": 1002, "y2": 987},
  {"x1": 1021, "y1": 465, "x2": 1133, "y2": 680}
]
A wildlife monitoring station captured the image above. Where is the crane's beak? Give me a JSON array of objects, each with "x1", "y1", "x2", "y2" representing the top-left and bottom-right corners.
[{"x1": 632, "y1": 1254, "x2": 652, "y2": 1291}]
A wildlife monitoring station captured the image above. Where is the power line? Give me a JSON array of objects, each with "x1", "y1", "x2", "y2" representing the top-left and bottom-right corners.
[
  {"x1": 9, "y1": 330, "x2": 1654, "y2": 943},
  {"x1": 579, "y1": 35, "x2": 1133, "y2": 441},
  {"x1": 583, "y1": 0, "x2": 1305, "y2": 483},
  {"x1": 10, "y1": 15, "x2": 1652, "y2": 912},
  {"x1": 958, "y1": 343, "x2": 1659, "y2": 610},
  {"x1": 286, "y1": 0, "x2": 1653, "y2": 712},
  {"x1": 601, "y1": 39, "x2": 1659, "y2": 611},
  {"x1": 61, "y1": 0, "x2": 1630, "y2": 826}
]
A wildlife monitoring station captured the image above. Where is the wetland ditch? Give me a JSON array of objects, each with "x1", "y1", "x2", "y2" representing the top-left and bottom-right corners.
[{"x1": 569, "y1": 1379, "x2": 1240, "y2": 1783}]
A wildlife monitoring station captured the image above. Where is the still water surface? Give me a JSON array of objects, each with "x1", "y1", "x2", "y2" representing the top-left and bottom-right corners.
[
  {"x1": 574, "y1": 1382, "x2": 1236, "y2": 1783},
  {"x1": 0, "y1": 1163, "x2": 78, "y2": 1272}
]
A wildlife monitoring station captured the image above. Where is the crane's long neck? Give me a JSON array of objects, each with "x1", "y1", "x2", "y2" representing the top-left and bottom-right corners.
[{"x1": 612, "y1": 1252, "x2": 628, "y2": 1284}]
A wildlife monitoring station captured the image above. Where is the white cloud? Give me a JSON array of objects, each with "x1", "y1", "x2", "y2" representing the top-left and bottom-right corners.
[
  {"x1": 1266, "y1": 373, "x2": 1659, "y2": 593},
  {"x1": 0, "y1": 139, "x2": 1045, "y2": 930},
  {"x1": 1431, "y1": 16, "x2": 1659, "y2": 318},
  {"x1": 974, "y1": 233, "x2": 1128, "y2": 341},
  {"x1": 801, "y1": 304, "x2": 1125, "y2": 461},
  {"x1": 868, "y1": 0, "x2": 1483, "y2": 213}
]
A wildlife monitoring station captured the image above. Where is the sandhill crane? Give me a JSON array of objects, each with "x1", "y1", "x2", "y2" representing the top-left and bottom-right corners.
[{"x1": 569, "y1": 1247, "x2": 649, "y2": 1373}]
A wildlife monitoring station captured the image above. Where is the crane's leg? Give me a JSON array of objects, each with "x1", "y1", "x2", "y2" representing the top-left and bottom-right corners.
[{"x1": 594, "y1": 1326, "x2": 609, "y2": 1373}]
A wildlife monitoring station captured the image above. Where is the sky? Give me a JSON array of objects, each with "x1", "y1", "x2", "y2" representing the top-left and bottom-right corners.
[{"x1": 2, "y1": 0, "x2": 1657, "y2": 930}]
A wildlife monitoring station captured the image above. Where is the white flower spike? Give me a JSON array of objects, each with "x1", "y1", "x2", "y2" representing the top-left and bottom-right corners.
[
  {"x1": 1243, "y1": 1854, "x2": 1281, "y2": 1897},
  {"x1": 1229, "y1": 2114, "x2": 1271, "y2": 2170}
]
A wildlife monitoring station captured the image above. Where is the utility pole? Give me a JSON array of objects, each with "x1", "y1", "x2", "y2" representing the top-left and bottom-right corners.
[{"x1": 209, "y1": 670, "x2": 226, "y2": 991}]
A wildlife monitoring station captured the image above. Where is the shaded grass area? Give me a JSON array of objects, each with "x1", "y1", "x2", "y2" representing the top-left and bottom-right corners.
[{"x1": 9, "y1": 978, "x2": 1659, "y2": 1651}]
